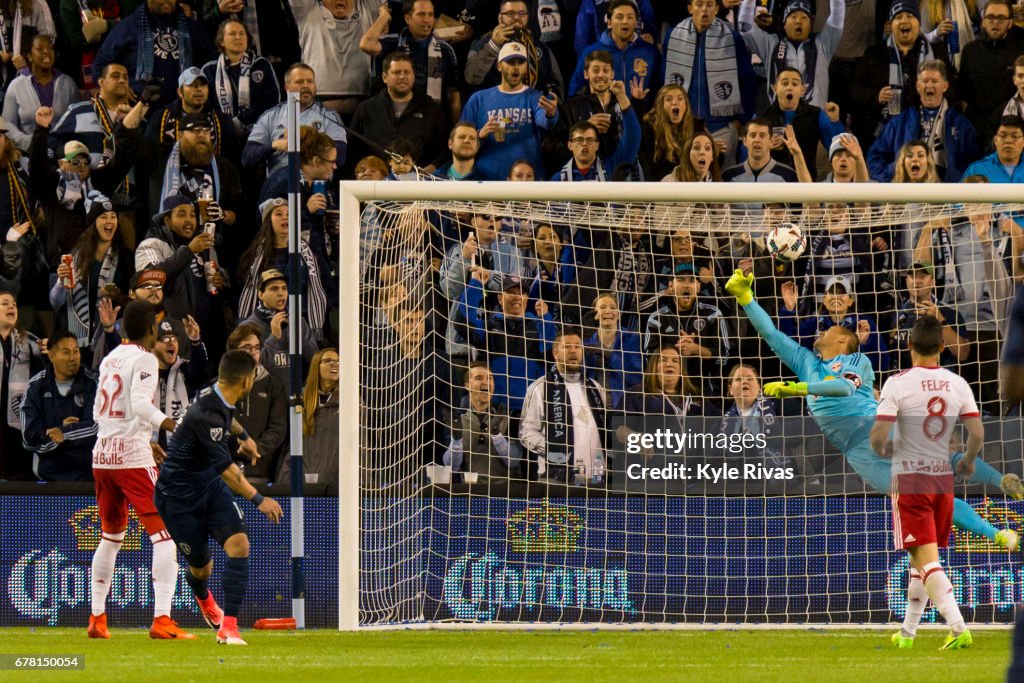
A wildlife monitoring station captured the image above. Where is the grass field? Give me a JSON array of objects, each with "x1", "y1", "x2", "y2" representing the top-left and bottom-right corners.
[{"x1": 0, "y1": 627, "x2": 1012, "y2": 682}]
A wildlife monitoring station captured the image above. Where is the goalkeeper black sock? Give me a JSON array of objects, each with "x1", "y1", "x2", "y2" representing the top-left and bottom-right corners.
[
  {"x1": 185, "y1": 568, "x2": 209, "y2": 600},
  {"x1": 223, "y1": 557, "x2": 249, "y2": 618}
]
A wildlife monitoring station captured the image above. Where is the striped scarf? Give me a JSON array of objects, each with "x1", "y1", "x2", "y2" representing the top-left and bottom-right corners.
[
  {"x1": 214, "y1": 51, "x2": 252, "y2": 116},
  {"x1": 159, "y1": 141, "x2": 220, "y2": 210},
  {"x1": 885, "y1": 34, "x2": 934, "y2": 119},
  {"x1": 136, "y1": 7, "x2": 192, "y2": 84},
  {"x1": 398, "y1": 30, "x2": 444, "y2": 103},
  {"x1": 67, "y1": 245, "x2": 117, "y2": 346},
  {"x1": 664, "y1": 19, "x2": 743, "y2": 118}
]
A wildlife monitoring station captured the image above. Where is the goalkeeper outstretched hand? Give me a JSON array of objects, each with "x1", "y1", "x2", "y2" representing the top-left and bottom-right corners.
[
  {"x1": 763, "y1": 381, "x2": 808, "y2": 398},
  {"x1": 725, "y1": 269, "x2": 754, "y2": 306}
]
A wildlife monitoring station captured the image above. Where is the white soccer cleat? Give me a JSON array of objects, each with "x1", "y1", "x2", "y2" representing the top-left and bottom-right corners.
[{"x1": 995, "y1": 528, "x2": 1020, "y2": 552}]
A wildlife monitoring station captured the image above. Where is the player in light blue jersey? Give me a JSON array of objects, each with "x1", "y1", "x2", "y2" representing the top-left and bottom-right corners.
[{"x1": 726, "y1": 270, "x2": 1021, "y2": 550}]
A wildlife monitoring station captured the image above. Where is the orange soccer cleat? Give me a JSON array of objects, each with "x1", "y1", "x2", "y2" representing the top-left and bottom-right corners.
[
  {"x1": 195, "y1": 593, "x2": 224, "y2": 629},
  {"x1": 149, "y1": 615, "x2": 198, "y2": 640},
  {"x1": 87, "y1": 613, "x2": 110, "y2": 639}
]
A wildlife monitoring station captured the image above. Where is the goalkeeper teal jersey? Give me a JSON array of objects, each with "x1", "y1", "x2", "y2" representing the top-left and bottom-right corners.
[{"x1": 744, "y1": 298, "x2": 877, "y2": 451}]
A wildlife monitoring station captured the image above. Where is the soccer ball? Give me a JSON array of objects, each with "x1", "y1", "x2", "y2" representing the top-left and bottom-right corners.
[{"x1": 765, "y1": 222, "x2": 806, "y2": 262}]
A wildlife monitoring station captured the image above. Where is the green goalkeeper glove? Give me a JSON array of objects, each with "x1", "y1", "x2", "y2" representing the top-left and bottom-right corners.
[
  {"x1": 763, "y1": 381, "x2": 808, "y2": 398},
  {"x1": 725, "y1": 269, "x2": 754, "y2": 306}
]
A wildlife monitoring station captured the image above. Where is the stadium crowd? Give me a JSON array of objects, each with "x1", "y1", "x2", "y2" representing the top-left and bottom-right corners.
[{"x1": 0, "y1": 0, "x2": 1022, "y2": 490}]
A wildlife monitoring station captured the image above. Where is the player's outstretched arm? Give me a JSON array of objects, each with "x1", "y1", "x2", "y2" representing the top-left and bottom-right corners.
[
  {"x1": 725, "y1": 270, "x2": 810, "y2": 375},
  {"x1": 220, "y1": 463, "x2": 284, "y2": 523},
  {"x1": 764, "y1": 379, "x2": 856, "y2": 399}
]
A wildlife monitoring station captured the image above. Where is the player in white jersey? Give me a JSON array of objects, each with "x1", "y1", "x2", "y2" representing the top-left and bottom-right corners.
[
  {"x1": 88, "y1": 301, "x2": 195, "y2": 640},
  {"x1": 870, "y1": 316, "x2": 981, "y2": 651}
]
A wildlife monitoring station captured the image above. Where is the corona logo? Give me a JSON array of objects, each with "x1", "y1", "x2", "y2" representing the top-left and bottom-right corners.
[
  {"x1": 507, "y1": 501, "x2": 583, "y2": 553},
  {"x1": 951, "y1": 499, "x2": 1023, "y2": 553},
  {"x1": 67, "y1": 506, "x2": 144, "y2": 551}
]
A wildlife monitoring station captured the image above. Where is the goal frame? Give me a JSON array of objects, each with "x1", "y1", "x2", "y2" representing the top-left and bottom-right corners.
[{"x1": 337, "y1": 180, "x2": 1024, "y2": 632}]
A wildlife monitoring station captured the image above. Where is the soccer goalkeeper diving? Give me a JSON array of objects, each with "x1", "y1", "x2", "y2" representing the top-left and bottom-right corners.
[{"x1": 725, "y1": 269, "x2": 1021, "y2": 550}]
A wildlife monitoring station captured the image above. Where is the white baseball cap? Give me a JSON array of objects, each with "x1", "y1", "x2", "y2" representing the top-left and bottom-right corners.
[{"x1": 498, "y1": 42, "x2": 528, "y2": 64}]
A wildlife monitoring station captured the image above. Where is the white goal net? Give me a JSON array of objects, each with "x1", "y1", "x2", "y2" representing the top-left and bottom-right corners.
[{"x1": 338, "y1": 182, "x2": 1024, "y2": 628}]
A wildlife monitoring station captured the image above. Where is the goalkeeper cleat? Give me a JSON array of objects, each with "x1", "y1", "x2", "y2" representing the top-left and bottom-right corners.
[
  {"x1": 149, "y1": 615, "x2": 197, "y2": 640},
  {"x1": 87, "y1": 613, "x2": 110, "y2": 639},
  {"x1": 940, "y1": 629, "x2": 973, "y2": 650},
  {"x1": 216, "y1": 626, "x2": 247, "y2": 646},
  {"x1": 891, "y1": 632, "x2": 913, "y2": 649},
  {"x1": 195, "y1": 593, "x2": 224, "y2": 630},
  {"x1": 1001, "y1": 474, "x2": 1024, "y2": 500},
  {"x1": 996, "y1": 528, "x2": 1020, "y2": 552}
]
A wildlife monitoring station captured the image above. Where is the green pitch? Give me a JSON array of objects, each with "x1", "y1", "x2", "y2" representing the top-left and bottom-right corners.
[{"x1": 0, "y1": 627, "x2": 1010, "y2": 682}]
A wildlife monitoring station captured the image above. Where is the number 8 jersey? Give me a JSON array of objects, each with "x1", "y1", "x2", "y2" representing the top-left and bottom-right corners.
[
  {"x1": 876, "y1": 366, "x2": 981, "y2": 477},
  {"x1": 92, "y1": 343, "x2": 171, "y2": 469}
]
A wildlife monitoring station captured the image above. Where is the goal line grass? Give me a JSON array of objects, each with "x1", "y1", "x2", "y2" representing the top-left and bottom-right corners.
[{"x1": 0, "y1": 627, "x2": 1009, "y2": 682}]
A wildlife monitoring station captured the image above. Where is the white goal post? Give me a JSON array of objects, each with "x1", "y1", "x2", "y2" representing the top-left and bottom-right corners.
[{"x1": 337, "y1": 181, "x2": 1024, "y2": 631}]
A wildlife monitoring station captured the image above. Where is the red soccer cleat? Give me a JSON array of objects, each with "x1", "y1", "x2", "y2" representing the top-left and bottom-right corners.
[
  {"x1": 149, "y1": 615, "x2": 197, "y2": 640},
  {"x1": 195, "y1": 593, "x2": 224, "y2": 629},
  {"x1": 87, "y1": 613, "x2": 110, "y2": 639},
  {"x1": 216, "y1": 625, "x2": 247, "y2": 645}
]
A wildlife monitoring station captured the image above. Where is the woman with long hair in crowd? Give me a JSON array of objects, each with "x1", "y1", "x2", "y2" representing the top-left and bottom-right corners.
[
  {"x1": 277, "y1": 347, "x2": 340, "y2": 492},
  {"x1": 892, "y1": 140, "x2": 941, "y2": 184},
  {"x1": 664, "y1": 130, "x2": 722, "y2": 182},
  {"x1": 236, "y1": 197, "x2": 328, "y2": 338},
  {"x1": 49, "y1": 192, "x2": 131, "y2": 360},
  {"x1": 639, "y1": 84, "x2": 701, "y2": 180}
]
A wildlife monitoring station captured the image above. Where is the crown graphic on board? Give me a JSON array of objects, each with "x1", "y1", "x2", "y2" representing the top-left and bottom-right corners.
[
  {"x1": 68, "y1": 505, "x2": 144, "y2": 551},
  {"x1": 507, "y1": 501, "x2": 583, "y2": 553},
  {"x1": 951, "y1": 500, "x2": 1023, "y2": 553}
]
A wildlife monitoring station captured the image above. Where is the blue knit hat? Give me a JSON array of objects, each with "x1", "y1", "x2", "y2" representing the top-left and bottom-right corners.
[
  {"x1": 889, "y1": 0, "x2": 920, "y2": 22},
  {"x1": 784, "y1": 0, "x2": 813, "y2": 21}
]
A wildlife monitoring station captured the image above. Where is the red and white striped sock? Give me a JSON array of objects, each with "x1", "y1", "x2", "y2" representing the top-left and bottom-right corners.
[
  {"x1": 91, "y1": 531, "x2": 124, "y2": 616},
  {"x1": 922, "y1": 561, "x2": 966, "y2": 635},
  {"x1": 901, "y1": 568, "x2": 928, "y2": 638}
]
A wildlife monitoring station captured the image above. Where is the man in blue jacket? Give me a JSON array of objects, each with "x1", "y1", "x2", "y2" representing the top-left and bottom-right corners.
[
  {"x1": 20, "y1": 330, "x2": 98, "y2": 481},
  {"x1": 961, "y1": 114, "x2": 1024, "y2": 182},
  {"x1": 867, "y1": 60, "x2": 978, "y2": 182},
  {"x1": 570, "y1": 0, "x2": 661, "y2": 111},
  {"x1": 553, "y1": 79, "x2": 640, "y2": 180},
  {"x1": 92, "y1": 0, "x2": 216, "y2": 109}
]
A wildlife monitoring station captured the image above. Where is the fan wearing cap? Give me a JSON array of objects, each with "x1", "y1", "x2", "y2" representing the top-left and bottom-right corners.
[
  {"x1": 151, "y1": 317, "x2": 209, "y2": 446},
  {"x1": 851, "y1": 0, "x2": 955, "y2": 146},
  {"x1": 461, "y1": 41, "x2": 560, "y2": 180},
  {"x1": 236, "y1": 197, "x2": 329, "y2": 339},
  {"x1": 2, "y1": 35, "x2": 77, "y2": 153},
  {"x1": 825, "y1": 133, "x2": 869, "y2": 182},
  {"x1": 237, "y1": 268, "x2": 319, "y2": 390},
  {"x1": 151, "y1": 111, "x2": 242, "y2": 245},
  {"x1": 867, "y1": 59, "x2": 977, "y2": 182},
  {"x1": 891, "y1": 260, "x2": 969, "y2": 369},
  {"x1": 643, "y1": 261, "x2": 731, "y2": 400},
  {"x1": 91, "y1": 0, "x2": 217, "y2": 109},
  {"x1": 457, "y1": 272, "x2": 557, "y2": 413},
  {"x1": 91, "y1": 267, "x2": 195, "y2": 367},
  {"x1": 786, "y1": 275, "x2": 891, "y2": 374},
  {"x1": 738, "y1": 0, "x2": 844, "y2": 110},
  {"x1": 136, "y1": 192, "x2": 227, "y2": 344},
  {"x1": 145, "y1": 66, "x2": 240, "y2": 162},
  {"x1": 49, "y1": 192, "x2": 133, "y2": 366}
]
